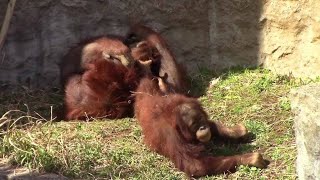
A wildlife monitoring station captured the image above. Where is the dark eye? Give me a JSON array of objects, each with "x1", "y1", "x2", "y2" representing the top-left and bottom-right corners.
[{"x1": 190, "y1": 121, "x2": 198, "y2": 130}]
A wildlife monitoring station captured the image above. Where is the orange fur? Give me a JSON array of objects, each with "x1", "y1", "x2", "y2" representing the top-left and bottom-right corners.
[
  {"x1": 125, "y1": 25, "x2": 188, "y2": 94},
  {"x1": 59, "y1": 36, "x2": 130, "y2": 86},
  {"x1": 134, "y1": 77, "x2": 267, "y2": 177},
  {"x1": 64, "y1": 60, "x2": 142, "y2": 120}
]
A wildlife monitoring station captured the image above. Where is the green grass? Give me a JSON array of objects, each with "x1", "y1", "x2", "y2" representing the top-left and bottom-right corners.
[{"x1": 0, "y1": 67, "x2": 319, "y2": 179}]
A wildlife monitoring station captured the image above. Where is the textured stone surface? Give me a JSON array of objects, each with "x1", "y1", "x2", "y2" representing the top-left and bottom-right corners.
[
  {"x1": 209, "y1": 0, "x2": 320, "y2": 77},
  {"x1": 209, "y1": 0, "x2": 263, "y2": 70},
  {"x1": 290, "y1": 83, "x2": 320, "y2": 180},
  {"x1": 1, "y1": 0, "x2": 320, "y2": 88},
  {"x1": 260, "y1": 0, "x2": 320, "y2": 79},
  {"x1": 0, "y1": 0, "x2": 209, "y2": 88}
]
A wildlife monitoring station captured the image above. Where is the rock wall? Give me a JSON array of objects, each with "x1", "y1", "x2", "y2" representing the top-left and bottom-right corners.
[
  {"x1": 290, "y1": 83, "x2": 320, "y2": 180},
  {"x1": 0, "y1": 1, "x2": 6, "y2": 24},
  {"x1": 208, "y1": 0, "x2": 320, "y2": 78},
  {"x1": 208, "y1": 0, "x2": 263, "y2": 70},
  {"x1": 0, "y1": 0, "x2": 210, "y2": 88},
  {"x1": 260, "y1": 0, "x2": 320, "y2": 79},
  {"x1": 1, "y1": 0, "x2": 320, "y2": 88}
]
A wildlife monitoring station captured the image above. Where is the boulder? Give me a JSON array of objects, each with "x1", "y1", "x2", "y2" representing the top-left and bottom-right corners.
[{"x1": 290, "y1": 83, "x2": 320, "y2": 180}]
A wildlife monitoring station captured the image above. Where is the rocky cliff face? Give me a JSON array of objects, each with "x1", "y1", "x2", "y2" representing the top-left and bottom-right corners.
[{"x1": 0, "y1": 0, "x2": 319, "y2": 88}]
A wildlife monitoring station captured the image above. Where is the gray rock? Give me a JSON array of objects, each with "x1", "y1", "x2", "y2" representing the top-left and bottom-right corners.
[{"x1": 290, "y1": 83, "x2": 320, "y2": 180}]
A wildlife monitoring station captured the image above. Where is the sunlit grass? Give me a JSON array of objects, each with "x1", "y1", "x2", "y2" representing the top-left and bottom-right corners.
[{"x1": 1, "y1": 67, "x2": 319, "y2": 179}]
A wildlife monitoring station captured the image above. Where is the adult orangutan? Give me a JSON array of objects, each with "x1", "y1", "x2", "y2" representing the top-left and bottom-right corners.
[
  {"x1": 61, "y1": 34, "x2": 156, "y2": 120},
  {"x1": 134, "y1": 77, "x2": 268, "y2": 177},
  {"x1": 63, "y1": 58, "x2": 151, "y2": 120}
]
